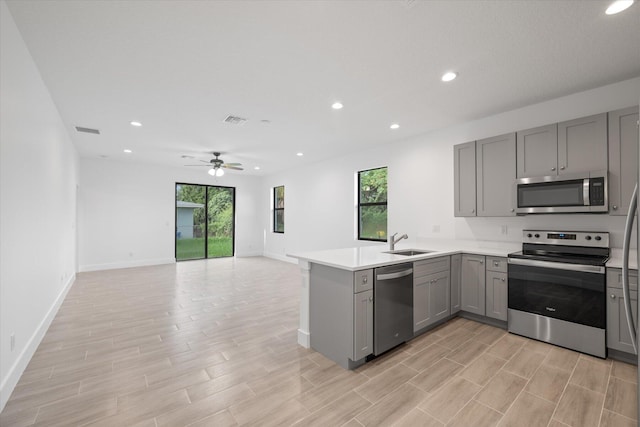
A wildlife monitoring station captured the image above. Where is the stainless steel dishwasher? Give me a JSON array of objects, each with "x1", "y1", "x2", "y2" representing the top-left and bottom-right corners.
[{"x1": 374, "y1": 263, "x2": 413, "y2": 355}]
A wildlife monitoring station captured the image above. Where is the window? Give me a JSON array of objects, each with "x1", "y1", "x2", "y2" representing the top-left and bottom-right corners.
[
  {"x1": 274, "y1": 185, "x2": 285, "y2": 233},
  {"x1": 358, "y1": 167, "x2": 387, "y2": 241}
]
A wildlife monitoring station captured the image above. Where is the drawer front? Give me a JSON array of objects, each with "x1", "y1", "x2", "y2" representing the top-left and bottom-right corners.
[
  {"x1": 414, "y1": 257, "x2": 451, "y2": 278},
  {"x1": 486, "y1": 257, "x2": 507, "y2": 273},
  {"x1": 607, "y1": 268, "x2": 638, "y2": 291},
  {"x1": 354, "y1": 269, "x2": 373, "y2": 293}
]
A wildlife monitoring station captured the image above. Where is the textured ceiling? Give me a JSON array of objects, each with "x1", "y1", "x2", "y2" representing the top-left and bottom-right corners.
[{"x1": 5, "y1": 0, "x2": 640, "y2": 174}]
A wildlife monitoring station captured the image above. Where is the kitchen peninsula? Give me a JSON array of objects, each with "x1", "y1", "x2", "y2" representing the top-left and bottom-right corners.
[{"x1": 289, "y1": 239, "x2": 521, "y2": 368}]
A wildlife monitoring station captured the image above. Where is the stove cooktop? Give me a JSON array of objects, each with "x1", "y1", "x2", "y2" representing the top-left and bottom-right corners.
[{"x1": 508, "y1": 250, "x2": 609, "y2": 266}]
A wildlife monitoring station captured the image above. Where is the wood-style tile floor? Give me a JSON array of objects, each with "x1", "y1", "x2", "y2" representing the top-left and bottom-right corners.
[{"x1": 1, "y1": 257, "x2": 637, "y2": 426}]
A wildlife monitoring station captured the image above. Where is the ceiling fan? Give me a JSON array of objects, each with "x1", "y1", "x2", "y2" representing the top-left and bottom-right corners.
[{"x1": 185, "y1": 152, "x2": 243, "y2": 177}]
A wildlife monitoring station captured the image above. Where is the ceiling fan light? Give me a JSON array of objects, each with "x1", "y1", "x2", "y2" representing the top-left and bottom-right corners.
[
  {"x1": 208, "y1": 168, "x2": 216, "y2": 176},
  {"x1": 441, "y1": 71, "x2": 458, "y2": 82},
  {"x1": 606, "y1": 0, "x2": 634, "y2": 14},
  {"x1": 215, "y1": 168, "x2": 225, "y2": 177}
]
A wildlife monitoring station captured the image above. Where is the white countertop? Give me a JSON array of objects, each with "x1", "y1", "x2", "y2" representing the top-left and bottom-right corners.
[
  {"x1": 606, "y1": 248, "x2": 638, "y2": 270},
  {"x1": 288, "y1": 239, "x2": 522, "y2": 271}
]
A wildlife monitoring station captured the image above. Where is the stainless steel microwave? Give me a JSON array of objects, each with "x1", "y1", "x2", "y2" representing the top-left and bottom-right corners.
[{"x1": 515, "y1": 171, "x2": 607, "y2": 214}]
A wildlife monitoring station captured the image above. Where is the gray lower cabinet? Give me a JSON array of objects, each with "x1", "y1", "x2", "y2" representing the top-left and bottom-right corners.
[
  {"x1": 608, "y1": 106, "x2": 639, "y2": 215},
  {"x1": 309, "y1": 264, "x2": 374, "y2": 369},
  {"x1": 414, "y1": 257, "x2": 450, "y2": 332},
  {"x1": 485, "y1": 257, "x2": 508, "y2": 321},
  {"x1": 454, "y1": 141, "x2": 477, "y2": 217},
  {"x1": 476, "y1": 133, "x2": 516, "y2": 216},
  {"x1": 353, "y1": 289, "x2": 373, "y2": 361},
  {"x1": 607, "y1": 288, "x2": 638, "y2": 355},
  {"x1": 461, "y1": 254, "x2": 486, "y2": 315},
  {"x1": 606, "y1": 268, "x2": 638, "y2": 355},
  {"x1": 450, "y1": 254, "x2": 462, "y2": 314}
]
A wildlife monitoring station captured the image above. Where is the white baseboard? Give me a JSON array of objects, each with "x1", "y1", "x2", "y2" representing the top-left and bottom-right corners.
[
  {"x1": 0, "y1": 273, "x2": 76, "y2": 412},
  {"x1": 263, "y1": 252, "x2": 297, "y2": 264},
  {"x1": 79, "y1": 258, "x2": 175, "y2": 272},
  {"x1": 234, "y1": 251, "x2": 264, "y2": 258},
  {"x1": 297, "y1": 329, "x2": 310, "y2": 348}
]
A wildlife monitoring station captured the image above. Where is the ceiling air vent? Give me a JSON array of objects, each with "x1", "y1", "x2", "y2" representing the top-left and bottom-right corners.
[
  {"x1": 223, "y1": 115, "x2": 248, "y2": 125},
  {"x1": 75, "y1": 126, "x2": 100, "y2": 134}
]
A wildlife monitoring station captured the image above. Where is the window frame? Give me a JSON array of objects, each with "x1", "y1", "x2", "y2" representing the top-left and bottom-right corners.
[
  {"x1": 273, "y1": 185, "x2": 285, "y2": 234},
  {"x1": 357, "y1": 167, "x2": 388, "y2": 242}
]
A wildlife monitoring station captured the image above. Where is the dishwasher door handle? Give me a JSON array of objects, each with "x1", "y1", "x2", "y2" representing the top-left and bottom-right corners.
[{"x1": 376, "y1": 268, "x2": 413, "y2": 281}]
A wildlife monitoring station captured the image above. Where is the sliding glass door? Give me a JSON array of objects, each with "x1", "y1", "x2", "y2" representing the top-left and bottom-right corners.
[{"x1": 175, "y1": 183, "x2": 235, "y2": 260}]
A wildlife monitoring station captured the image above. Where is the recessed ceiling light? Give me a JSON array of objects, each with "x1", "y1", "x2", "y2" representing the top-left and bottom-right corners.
[
  {"x1": 441, "y1": 71, "x2": 458, "y2": 82},
  {"x1": 332, "y1": 102, "x2": 343, "y2": 110},
  {"x1": 254, "y1": 166, "x2": 261, "y2": 170},
  {"x1": 123, "y1": 149, "x2": 132, "y2": 153},
  {"x1": 606, "y1": 0, "x2": 634, "y2": 14},
  {"x1": 297, "y1": 152, "x2": 304, "y2": 157},
  {"x1": 130, "y1": 121, "x2": 142, "y2": 127},
  {"x1": 390, "y1": 123, "x2": 400, "y2": 130}
]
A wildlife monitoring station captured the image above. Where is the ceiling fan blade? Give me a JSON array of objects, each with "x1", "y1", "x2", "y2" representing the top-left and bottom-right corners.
[
  {"x1": 224, "y1": 162, "x2": 242, "y2": 167},
  {"x1": 199, "y1": 160, "x2": 211, "y2": 164},
  {"x1": 185, "y1": 164, "x2": 211, "y2": 167},
  {"x1": 222, "y1": 165, "x2": 244, "y2": 170}
]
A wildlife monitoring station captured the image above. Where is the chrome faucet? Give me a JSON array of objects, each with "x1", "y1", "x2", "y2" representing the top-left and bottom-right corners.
[{"x1": 389, "y1": 232, "x2": 408, "y2": 251}]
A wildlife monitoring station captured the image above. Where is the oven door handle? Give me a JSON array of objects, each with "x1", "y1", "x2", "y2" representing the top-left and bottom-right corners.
[
  {"x1": 507, "y1": 258, "x2": 605, "y2": 274},
  {"x1": 622, "y1": 182, "x2": 638, "y2": 354}
]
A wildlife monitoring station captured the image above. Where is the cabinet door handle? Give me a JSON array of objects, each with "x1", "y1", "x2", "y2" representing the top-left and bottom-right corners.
[
  {"x1": 611, "y1": 294, "x2": 616, "y2": 299},
  {"x1": 510, "y1": 208, "x2": 515, "y2": 212},
  {"x1": 471, "y1": 209, "x2": 475, "y2": 213},
  {"x1": 501, "y1": 278, "x2": 506, "y2": 282},
  {"x1": 560, "y1": 166, "x2": 565, "y2": 170},
  {"x1": 369, "y1": 296, "x2": 373, "y2": 302},
  {"x1": 613, "y1": 205, "x2": 618, "y2": 210},
  {"x1": 363, "y1": 276, "x2": 368, "y2": 283},
  {"x1": 551, "y1": 167, "x2": 556, "y2": 171},
  {"x1": 494, "y1": 261, "x2": 499, "y2": 266},
  {"x1": 480, "y1": 260, "x2": 484, "y2": 264}
]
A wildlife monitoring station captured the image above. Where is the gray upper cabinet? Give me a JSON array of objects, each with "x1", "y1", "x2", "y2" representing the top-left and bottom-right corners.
[
  {"x1": 608, "y1": 106, "x2": 639, "y2": 215},
  {"x1": 461, "y1": 254, "x2": 485, "y2": 315},
  {"x1": 558, "y1": 113, "x2": 608, "y2": 175},
  {"x1": 516, "y1": 113, "x2": 608, "y2": 179},
  {"x1": 454, "y1": 141, "x2": 476, "y2": 217},
  {"x1": 476, "y1": 133, "x2": 516, "y2": 216},
  {"x1": 516, "y1": 124, "x2": 558, "y2": 178}
]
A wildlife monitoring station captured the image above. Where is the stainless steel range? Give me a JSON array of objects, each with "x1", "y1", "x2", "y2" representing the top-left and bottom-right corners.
[{"x1": 507, "y1": 230, "x2": 610, "y2": 358}]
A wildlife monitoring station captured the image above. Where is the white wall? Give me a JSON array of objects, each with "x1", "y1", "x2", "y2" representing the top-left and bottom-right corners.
[
  {"x1": 263, "y1": 77, "x2": 640, "y2": 260},
  {"x1": 0, "y1": 1, "x2": 79, "y2": 410},
  {"x1": 78, "y1": 158, "x2": 263, "y2": 271}
]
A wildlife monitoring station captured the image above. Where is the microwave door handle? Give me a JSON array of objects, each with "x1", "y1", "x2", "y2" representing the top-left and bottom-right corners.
[
  {"x1": 622, "y1": 182, "x2": 638, "y2": 354},
  {"x1": 583, "y1": 179, "x2": 590, "y2": 206}
]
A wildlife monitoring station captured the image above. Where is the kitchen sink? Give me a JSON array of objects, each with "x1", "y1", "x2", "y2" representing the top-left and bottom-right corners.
[{"x1": 385, "y1": 249, "x2": 433, "y2": 256}]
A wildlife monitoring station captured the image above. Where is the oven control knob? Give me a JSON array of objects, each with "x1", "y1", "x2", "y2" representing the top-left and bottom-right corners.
[
  {"x1": 595, "y1": 236, "x2": 602, "y2": 241},
  {"x1": 534, "y1": 233, "x2": 540, "y2": 238},
  {"x1": 527, "y1": 233, "x2": 532, "y2": 238},
  {"x1": 585, "y1": 236, "x2": 592, "y2": 241}
]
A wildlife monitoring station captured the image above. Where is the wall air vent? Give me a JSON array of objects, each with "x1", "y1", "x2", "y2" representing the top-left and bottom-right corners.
[
  {"x1": 223, "y1": 115, "x2": 248, "y2": 125},
  {"x1": 75, "y1": 126, "x2": 100, "y2": 134}
]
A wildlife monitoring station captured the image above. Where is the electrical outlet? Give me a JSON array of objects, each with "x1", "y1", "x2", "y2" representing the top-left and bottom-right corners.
[
  {"x1": 500, "y1": 225, "x2": 508, "y2": 235},
  {"x1": 10, "y1": 333, "x2": 15, "y2": 351}
]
